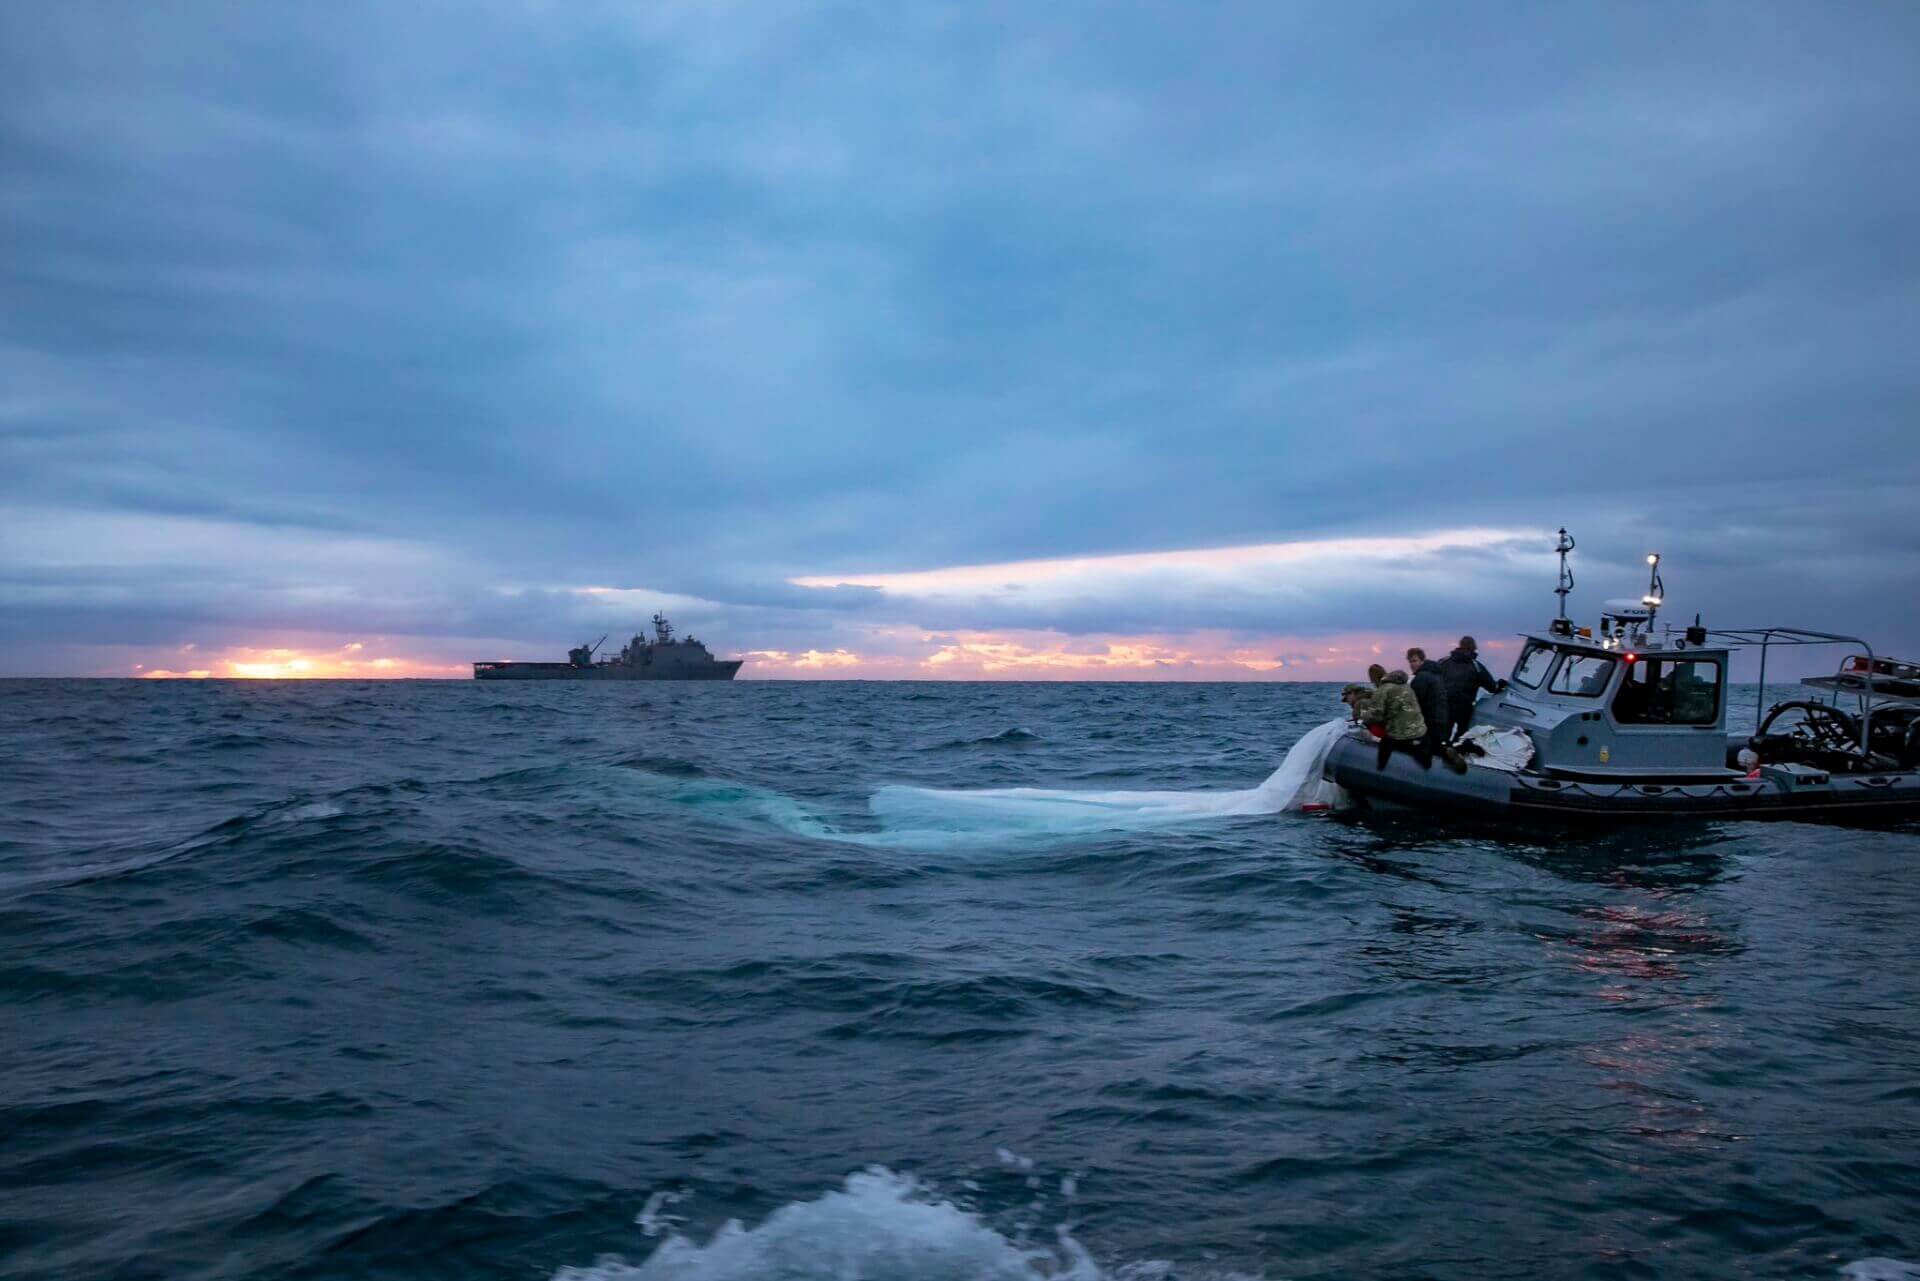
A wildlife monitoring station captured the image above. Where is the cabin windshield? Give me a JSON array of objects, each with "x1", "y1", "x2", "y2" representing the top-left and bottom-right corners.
[
  {"x1": 1510, "y1": 642, "x2": 1555, "y2": 688},
  {"x1": 1548, "y1": 652, "x2": 1617, "y2": 698},
  {"x1": 1613, "y1": 657, "x2": 1723, "y2": 726}
]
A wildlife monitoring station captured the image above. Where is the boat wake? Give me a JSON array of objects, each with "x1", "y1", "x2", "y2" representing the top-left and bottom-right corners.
[
  {"x1": 552, "y1": 1166, "x2": 1202, "y2": 1281},
  {"x1": 551, "y1": 1164, "x2": 1919, "y2": 1281}
]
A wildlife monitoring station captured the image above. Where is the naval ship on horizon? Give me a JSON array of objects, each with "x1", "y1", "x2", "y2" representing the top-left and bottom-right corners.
[{"x1": 472, "y1": 613, "x2": 744, "y2": 681}]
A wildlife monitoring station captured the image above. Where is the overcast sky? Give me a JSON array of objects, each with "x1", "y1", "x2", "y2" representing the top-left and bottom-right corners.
[{"x1": 3, "y1": 2, "x2": 1916, "y2": 678}]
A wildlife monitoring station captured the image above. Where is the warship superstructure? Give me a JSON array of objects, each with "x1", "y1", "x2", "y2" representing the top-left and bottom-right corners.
[{"x1": 473, "y1": 614, "x2": 743, "y2": 681}]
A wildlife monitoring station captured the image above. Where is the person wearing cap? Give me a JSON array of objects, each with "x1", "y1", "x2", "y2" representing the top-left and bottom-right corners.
[
  {"x1": 1434, "y1": 635, "x2": 1505, "y2": 737},
  {"x1": 1363, "y1": 663, "x2": 1432, "y2": 769}
]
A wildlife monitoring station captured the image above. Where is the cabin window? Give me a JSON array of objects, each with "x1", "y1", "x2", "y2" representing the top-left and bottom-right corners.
[
  {"x1": 1548, "y1": 653, "x2": 1617, "y2": 697},
  {"x1": 1510, "y1": 642, "x2": 1555, "y2": 688},
  {"x1": 1613, "y1": 657, "x2": 1722, "y2": 726}
]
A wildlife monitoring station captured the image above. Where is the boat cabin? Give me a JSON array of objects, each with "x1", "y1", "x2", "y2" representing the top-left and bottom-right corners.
[{"x1": 1473, "y1": 633, "x2": 1732, "y2": 778}]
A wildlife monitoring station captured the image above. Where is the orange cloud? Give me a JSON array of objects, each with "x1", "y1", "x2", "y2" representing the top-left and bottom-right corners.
[
  {"x1": 743, "y1": 648, "x2": 864, "y2": 673},
  {"x1": 739, "y1": 628, "x2": 1450, "y2": 681}
]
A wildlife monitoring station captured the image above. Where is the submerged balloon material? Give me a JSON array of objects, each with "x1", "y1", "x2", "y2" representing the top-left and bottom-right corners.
[{"x1": 866, "y1": 719, "x2": 1351, "y2": 842}]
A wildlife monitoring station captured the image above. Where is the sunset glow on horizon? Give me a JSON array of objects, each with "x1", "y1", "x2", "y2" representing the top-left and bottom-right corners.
[
  {"x1": 736, "y1": 628, "x2": 1488, "y2": 681},
  {"x1": 121, "y1": 630, "x2": 1504, "y2": 682},
  {"x1": 134, "y1": 644, "x2": 466, "y2": 680}
]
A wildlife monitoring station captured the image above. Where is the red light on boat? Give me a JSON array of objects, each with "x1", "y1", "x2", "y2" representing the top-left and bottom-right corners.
[{"x1": 1624, "y1": 653, "x2": 1636, "y2": 662}]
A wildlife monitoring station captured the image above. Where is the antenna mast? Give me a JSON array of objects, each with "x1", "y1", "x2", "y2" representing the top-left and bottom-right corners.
[
  {"x1": 1553, "y1": 528, "x2": 1576, "y2": 621},
  {"x1": 1641, "y1": 553, "x2": 1664, "y2": 628}
]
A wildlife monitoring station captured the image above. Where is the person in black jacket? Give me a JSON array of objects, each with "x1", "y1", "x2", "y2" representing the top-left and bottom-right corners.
[
  {"x1": 1434, "y1": 635, "x2": 1504, "y2": 737},
  {"x1": 1406, "y1": 647, "x2": 1449, "y2": 744},
  {"x1": 1408, "y1": 647, "x2": 1468, "y2": 772}
]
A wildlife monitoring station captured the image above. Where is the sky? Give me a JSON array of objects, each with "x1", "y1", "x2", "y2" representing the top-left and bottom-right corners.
[{"x1": 2, "y1": 2, "x2": 1917, "y2": 680}]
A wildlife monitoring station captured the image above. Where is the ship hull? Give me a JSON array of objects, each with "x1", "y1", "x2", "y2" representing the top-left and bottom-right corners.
[
  {"x1": 472, "y1": 661, "x2": 742, "y2": 681},
  {"x1": 1324, "y1": 733, "x2": 1920, "y2": 823}
]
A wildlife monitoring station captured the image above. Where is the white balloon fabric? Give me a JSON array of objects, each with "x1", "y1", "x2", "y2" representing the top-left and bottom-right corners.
[{"x1": 867, "y1": 719, "x2": 1353, "y2": 842}]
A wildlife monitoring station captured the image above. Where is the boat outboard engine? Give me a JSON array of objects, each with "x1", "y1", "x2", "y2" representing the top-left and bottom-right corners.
[
  {"x1": 1869, "y1": 704, "x2": 1920, "y2": 767},
  {"x1": 1753, "y1": 701, "x2": 1905, "y2": 773}
]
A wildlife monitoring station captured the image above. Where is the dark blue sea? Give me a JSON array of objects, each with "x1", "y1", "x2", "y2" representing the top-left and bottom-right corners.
[{"x1": 4, "y1": 678, "x2": 1918, "y2": 1281}]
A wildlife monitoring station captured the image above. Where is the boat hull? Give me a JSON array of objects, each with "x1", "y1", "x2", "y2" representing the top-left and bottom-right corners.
[
  {"x1": 1324, "y1": 733, "x2": 1920, "y2": 822},
  {"x1": 472, "y1": 661, "x2": 742, "y2": 681}
]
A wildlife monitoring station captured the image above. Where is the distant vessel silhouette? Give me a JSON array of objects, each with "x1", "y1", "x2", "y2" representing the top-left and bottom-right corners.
[{"x1": 472, "y1": 613, "x2": 743, "y2": 681}]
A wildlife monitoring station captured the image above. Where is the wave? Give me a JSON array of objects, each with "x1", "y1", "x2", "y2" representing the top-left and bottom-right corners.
[
  {"x1": 549, "y1": 1166, "x2": 1907, "y2": 1281},
  {"x1": 936, "y1": 728, "x2": 1044, "y2": 750},
  {"x1": 551, "y1": 1167, "x2": 1107, "y2": 1281}
]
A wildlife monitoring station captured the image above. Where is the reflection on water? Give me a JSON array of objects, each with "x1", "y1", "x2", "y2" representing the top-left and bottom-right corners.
[
  {"x1": 1552, "y1": 890, "x2": 1745, "y2": 1167},
  {"x1": 1562, "y1": 901, "x2": 1744, "y2": 984},
  {"x1": 1341, "y1": 812, "x2": 1753, "y2": 1176},
  {"x1": 1337, "y1": 812, "x2": 1738, "y2": 890},
  {"x1": 1502, "y1": 824, "x2": 1737, "y2": 890}
]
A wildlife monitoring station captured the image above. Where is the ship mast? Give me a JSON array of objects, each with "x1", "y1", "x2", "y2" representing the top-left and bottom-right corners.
[
  {"x1": 1554, "y1": 529, "x2": 1575, "y2": 617},
  {"x1": 1550, "y1": 528, "x2": 1576, "y2": 636}
]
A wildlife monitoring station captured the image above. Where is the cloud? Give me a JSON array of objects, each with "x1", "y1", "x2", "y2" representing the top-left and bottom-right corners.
[
  {"x1": 787, "y1": 527, "x2": 1547, "y2": 633},
  {"x1": 1, "y1": 4, "x2": 1917, "y2": 674}
]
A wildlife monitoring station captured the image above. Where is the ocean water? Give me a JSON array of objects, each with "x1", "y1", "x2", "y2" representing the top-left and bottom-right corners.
[{"x1": 3, "y1": 677, "x2": 1917, "y2": 1281}]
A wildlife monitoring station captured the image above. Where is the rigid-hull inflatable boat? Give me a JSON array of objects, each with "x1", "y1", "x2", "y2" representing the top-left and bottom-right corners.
[{"x1": 1326, "y1": 534, "x2": 1920, "y2": 824}]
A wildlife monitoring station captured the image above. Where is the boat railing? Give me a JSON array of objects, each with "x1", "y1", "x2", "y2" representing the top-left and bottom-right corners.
[{"x1": 1700, "y1": 627, "x2": 1877, "y2": 754}]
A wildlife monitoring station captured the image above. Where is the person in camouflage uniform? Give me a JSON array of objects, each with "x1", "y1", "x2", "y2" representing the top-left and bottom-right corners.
[
  {"x1": 1364, "y1": 664, "x2": 1432, "y2": 769},
  {"x1": 1341, "y1": 681, "x2": 1375, "y2": 725}
]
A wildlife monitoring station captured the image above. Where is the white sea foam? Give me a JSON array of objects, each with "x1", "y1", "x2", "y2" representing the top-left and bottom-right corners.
[
  {"x1": 562, "y1": 1165, "x2": 1894, "y2": 1281},
  {"x1": 552, "y1": 1167, "x2": 1110, "y2": 1281},
  {"x1": 637, "y1": 1189, "x2": 689, "y2": 1238},
  {"x1": 1843, "y1": 1262, "x2": 1920, "y2": 1281},
  {"x1": 864, "y1": 719, "x2": 1351, "y2": 844},
  {"x1": 277, "y1": 801, "x2": 344, "y2": 823}
]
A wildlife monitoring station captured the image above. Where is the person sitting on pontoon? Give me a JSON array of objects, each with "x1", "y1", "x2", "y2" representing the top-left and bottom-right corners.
[
  {"x1": 1364, "y1": 664, "x2": 1433, "y2": 770},
  {"x1": 1406, "y1": 647, "x2": 1450, "y2": 749}
]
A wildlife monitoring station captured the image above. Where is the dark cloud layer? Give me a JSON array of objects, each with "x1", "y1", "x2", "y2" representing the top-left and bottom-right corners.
[{"x1": 3, "y1": 2, "x2": 1917, "y2": 673}]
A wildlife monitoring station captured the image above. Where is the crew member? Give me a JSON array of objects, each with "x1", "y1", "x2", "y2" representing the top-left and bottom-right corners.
[
  {"x1": 1407, "y1": 648, "x2": 1449, "y2": 745},
  {"x1": 1340, "y1": 682, "x2": 1376, "y2": 729},
  {"x1": 1408, "y1": 648, "x2": 1468, "y2": 773},
  {"x1": 1365, "y1": 664, "x2": 1431, "y2": 769},
  {"x1": 1435, "y1": 635, "x2": 1505, "y2": 737}
]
